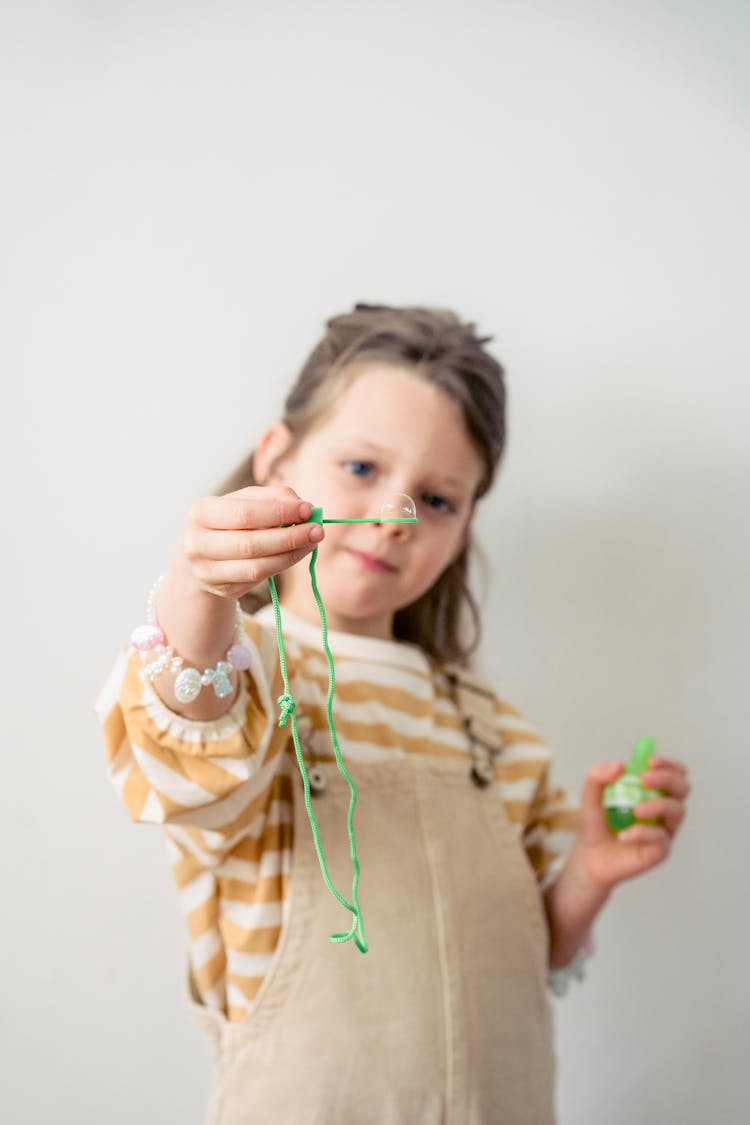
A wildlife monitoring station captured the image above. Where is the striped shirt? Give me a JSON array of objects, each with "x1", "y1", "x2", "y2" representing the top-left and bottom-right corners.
[{"x1": 96, "y1": 604, "x2": 578, "y2": 1024}]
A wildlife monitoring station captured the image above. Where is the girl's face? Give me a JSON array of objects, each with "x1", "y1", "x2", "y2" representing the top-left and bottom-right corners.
[{"x1": 266, "y1": 365, "x2": 484, "y2": 640}]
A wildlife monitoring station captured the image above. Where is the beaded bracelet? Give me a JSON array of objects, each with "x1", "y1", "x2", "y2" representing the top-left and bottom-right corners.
[{"x1": 130, "y1": 578, "x2": 253, "y2": 704}]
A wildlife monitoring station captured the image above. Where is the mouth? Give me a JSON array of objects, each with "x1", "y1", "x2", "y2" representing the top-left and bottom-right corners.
[{"x1": 347, "y1": 549, "x2": 398, "y2": 574}]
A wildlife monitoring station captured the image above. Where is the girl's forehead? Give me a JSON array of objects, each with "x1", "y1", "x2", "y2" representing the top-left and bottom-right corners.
[
  {"x1": 325, "y1": 364, "x2": 460, "y2": 425},
  {"x1": 307, "y1": 365, "x2": 483, "y2": 487}
]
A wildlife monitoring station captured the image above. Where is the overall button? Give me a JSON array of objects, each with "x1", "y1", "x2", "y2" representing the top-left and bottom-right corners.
[
  {"x1": 309, "y1": 764, "x2": 328, "y2": 795},
  {"x1": 470, "y1": 760, "x2": 494, "y2": 788}
]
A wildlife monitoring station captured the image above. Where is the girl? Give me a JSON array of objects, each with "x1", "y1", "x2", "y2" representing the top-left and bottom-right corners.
[{"x1": 97, "y1": 305, "x2": 689, "y2": 1125}]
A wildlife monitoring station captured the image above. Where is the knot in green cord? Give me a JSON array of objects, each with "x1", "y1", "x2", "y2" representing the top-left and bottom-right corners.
[{"x1": 276, "y1": 693, "x2": 296, "y2": 727}]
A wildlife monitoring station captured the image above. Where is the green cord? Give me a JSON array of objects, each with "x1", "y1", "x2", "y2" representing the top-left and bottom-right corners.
[
  {"x1": 268, "y1": 548, "x2": 368, "y2": 953},
  {"x1": 265, "y1": 503, "x2": 417, "y2": 951},
  {"x1": 322, "y1": 517, "x2": 417, "y2": 524}
]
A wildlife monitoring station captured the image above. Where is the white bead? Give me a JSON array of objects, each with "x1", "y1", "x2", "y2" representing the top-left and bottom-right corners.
[{"x1": 174, "y1": 667, "x2": 202, "y2": 703}]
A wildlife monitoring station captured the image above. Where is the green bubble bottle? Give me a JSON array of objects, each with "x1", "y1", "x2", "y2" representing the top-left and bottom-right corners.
[{"x1": 603, "y1": 737, "x2": 663, "y2": 831}]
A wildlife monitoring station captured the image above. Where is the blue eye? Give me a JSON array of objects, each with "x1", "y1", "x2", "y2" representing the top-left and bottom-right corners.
[
  {"x1": 344, "y1": 460, "x2": 375, "y2": 477},
  {"x1": 421, "y1": 493, "x2": 454, "y2": 514}
]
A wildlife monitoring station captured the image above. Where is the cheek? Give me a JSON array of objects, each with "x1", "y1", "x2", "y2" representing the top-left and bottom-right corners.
[
  {"x1": 301, "y1": 474, "x2": 349, "y2": 514},
  {"x1": 414, "y1": 531, "x2": 463, "y2": 580},
  {"x1": 314, "y1": 522, "x2": 347, "y2": 559}
]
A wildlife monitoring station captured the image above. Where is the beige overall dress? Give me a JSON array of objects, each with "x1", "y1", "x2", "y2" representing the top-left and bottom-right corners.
[{"x1": 189, "y1": 739, "x2": 557, "y2": 1125}]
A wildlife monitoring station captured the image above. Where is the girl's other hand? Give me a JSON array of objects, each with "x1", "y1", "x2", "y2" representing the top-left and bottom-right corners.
[
  {"x1": 572, "y1": 756, "x2": 691, "y2": 892},
  {"x1": 181, "y1": 484, "x2": 325, "y2": 600}
]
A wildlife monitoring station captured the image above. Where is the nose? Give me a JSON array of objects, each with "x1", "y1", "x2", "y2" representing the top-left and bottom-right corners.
[{"x1": 375, "y1": 515, "x2": 415, "y2": 540}]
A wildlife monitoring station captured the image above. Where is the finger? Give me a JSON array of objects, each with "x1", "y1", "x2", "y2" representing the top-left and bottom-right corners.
[
  {"x1": 616, "y1": 823, "x2": 671, "y2": 848},
  {"x1": 192, "y1": 491, "x2": 313, "y2": 533},
  {"x1": 647, "y1": 755, "x2": 689, "y2": 776},
  {"x1": 641, "y1": 767, "x2": 691, "y2": 799},
  {"x1": 633, "y1": 796, "x2": 686, "y2": 835},
  {"x1": 613, "y1": 834, "x2": 672, "y2": 878},
  {"x1": 186, "y1": 521, "x2": 324, "y2": 563},
  {"x1": 192, "y1": 543, "x2": 321, "y2": 590},
  {"x1": 587, "y1": 762, "x2": 626, "y2": 784}
]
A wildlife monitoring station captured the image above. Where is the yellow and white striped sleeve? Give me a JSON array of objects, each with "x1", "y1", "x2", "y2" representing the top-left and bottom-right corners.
[
  {"x1": 95, "y1": 616, "x2": 286, "y2": 844},
  {"x1": 494, "y1": 700, "x2": 579, "y2": 888},
  {"x1": 522, "y1": 768, "x2": 580, "y2": 889}
]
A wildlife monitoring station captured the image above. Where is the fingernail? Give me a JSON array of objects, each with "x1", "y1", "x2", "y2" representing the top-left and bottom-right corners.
[
  {"x1": 308, "y1": 524, "x2": 324, "y2": 543},
  {"x1": 298, "y1": 502, "x2": 312, "y2": 521}
]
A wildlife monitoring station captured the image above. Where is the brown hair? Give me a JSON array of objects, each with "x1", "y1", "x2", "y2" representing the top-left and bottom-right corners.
[{"x1": 221, "y1": 303, "x2": 507, "y2": 666}]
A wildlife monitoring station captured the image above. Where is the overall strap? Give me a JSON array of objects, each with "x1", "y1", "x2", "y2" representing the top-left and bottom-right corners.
[{"x1": 442, "y1": 664, "x2": 505, "y2": 787}]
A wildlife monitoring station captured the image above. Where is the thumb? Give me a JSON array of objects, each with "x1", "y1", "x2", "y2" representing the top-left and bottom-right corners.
[{"x1": 579, "y1": 761, "x2": 623, "y2": 823}]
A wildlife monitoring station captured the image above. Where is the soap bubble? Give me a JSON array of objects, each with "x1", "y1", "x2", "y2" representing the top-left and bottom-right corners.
[{"x1": 379, "y1": 493, "x2": 417, "y2": 522}]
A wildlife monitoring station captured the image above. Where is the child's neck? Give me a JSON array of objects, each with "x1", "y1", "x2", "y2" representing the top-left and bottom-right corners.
[{"x1": 279, "y1": 590, "x2": 395, "y2": 642}]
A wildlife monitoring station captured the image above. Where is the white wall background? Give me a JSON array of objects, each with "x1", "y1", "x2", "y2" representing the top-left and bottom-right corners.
[{"x1": 2, "y1": 1, "x2": 748, "y2": 1122}]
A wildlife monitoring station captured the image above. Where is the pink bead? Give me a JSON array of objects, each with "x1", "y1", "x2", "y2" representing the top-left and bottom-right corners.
[
  {"x1": 131, "y1": 623, "x2": 166, "y2": 651},
  {"x1": 226, "y1": 643, "x2": 252, "y2": 670}
]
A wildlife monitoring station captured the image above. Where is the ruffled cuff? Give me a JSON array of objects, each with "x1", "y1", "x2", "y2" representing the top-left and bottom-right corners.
[
  {"x1": 547, "y1": 933, "x2": 595, "y2": 997},
  {"x1": 140, "y1": 672, "x2": 253, "y2": 746}
]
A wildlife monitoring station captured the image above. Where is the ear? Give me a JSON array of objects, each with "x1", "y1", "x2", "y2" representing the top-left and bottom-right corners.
[{"x1": 253, "y1": 422, "x2": 295, "y2": 485}]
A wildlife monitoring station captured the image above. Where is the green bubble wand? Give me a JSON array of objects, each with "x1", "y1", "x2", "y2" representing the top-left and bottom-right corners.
[{"x1": 268, "y1": 494, "x2": 417, "y2": 952}]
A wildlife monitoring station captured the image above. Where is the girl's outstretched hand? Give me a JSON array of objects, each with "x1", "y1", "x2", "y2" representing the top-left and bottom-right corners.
[
  {"x1": 573, "y1": 756, "x2": 690, "y2": 891},
  {"x1": 181, "y1": 484, "x2": 324, "y2": 600},
  {"x1": 145, "y1": 485, "x2": 322, "y2": 720}
]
